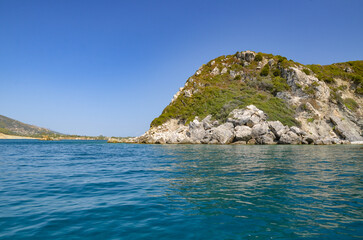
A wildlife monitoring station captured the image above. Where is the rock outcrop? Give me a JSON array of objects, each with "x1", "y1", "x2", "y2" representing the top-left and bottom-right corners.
[
  {"x1": 114, "y1": 105, "x2": 353, "y2": 145},
  {"x1": 111, "y1": 50, "x2": 363, "y2": 145}
]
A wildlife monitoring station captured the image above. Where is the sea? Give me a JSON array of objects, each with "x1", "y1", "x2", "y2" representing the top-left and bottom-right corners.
[{"x1": 0, "y1": 140, "x2": 362, "y2": 239}]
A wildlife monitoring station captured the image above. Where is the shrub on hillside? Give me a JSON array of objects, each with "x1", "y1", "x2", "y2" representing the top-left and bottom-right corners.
[
  {"x1": 254, "y1": 54, "x2": 263, "y2": 62},
  {"x1": 260, "y1": 64, "x2": 270, "y2": 76}
]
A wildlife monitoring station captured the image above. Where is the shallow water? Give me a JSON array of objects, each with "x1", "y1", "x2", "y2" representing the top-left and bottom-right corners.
[{"x1": 0, "y1": 140, "x2": 362, "y2": 239}]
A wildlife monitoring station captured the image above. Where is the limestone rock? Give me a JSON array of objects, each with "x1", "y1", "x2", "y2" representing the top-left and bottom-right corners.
[
  {"x1": 244, "y1": 51, "x2": 255, "y2": 62},
  {"x1": 279, "y1": 131, "x2": 301, "y2": 144},
  {"x1": 252, "y1": 122, "x2": 270, "y2": 138},
  {"x1": 330, "y1": 115, "x2": 363, "y2": 141},
  {"x1": 268, "y1": 59, "x2": 275, "y2": 66},
  {"x1": 211, "y1": 67, "x2": 220, "y2": 76},
  {"x1": 211, "y1": 122, "x2": 235, "y2": 144},
  {"x1": 268, "y1": 121, "x2": 288, "y2": 138},
  {"x1": 247, "y1": 115, "x2": 261, "y2": 127},
  {"x1": 235, "y1": 125, "x2": 252, "y2": 141},
  {"x1": 257, "y1": 132, "x2": 276, "y2": 145},
  {"x1": 290, "y1": 126, "x2": 307, "y2": 136},
  {"x1": 247, "y1": 139, "x2": 256, "y2": 144}
]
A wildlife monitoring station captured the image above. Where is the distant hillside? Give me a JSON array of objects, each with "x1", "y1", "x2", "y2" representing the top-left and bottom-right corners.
[{"x1": 0, "y1": 115, "x2": 61, "y2": 137}]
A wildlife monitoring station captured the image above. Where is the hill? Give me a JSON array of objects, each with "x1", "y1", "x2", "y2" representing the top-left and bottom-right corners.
[
  {"x1": 115, "y1": 50, "x2": 363, "y2": 145},
  {"x1": 0, "y1": 115, "x2": 61, "y2": 138}
]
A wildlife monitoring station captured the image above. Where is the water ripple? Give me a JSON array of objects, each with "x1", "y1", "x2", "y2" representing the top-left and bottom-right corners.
[{"x1": 0, "y1": 140, "x2": 362, "y2": 239}]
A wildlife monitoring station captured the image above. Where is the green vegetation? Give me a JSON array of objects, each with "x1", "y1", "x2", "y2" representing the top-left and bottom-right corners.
[
  {"x1": 307, "y1": 61, "x2": 363, "y2": 93},
  {"x1": 303, "y1": 84, "x2": 317, "y2": 95},
  {"x1": 0, "y1": 127, "x2": 16, "y2": 135},
  {"x1": 343, "y1": 98, "x2": 359, "y2": 111},
  {"x1": 260, "y1": 64, "x2": 270, "y2": 76},
  {"x1": 151, "y1": 57, "x2": 298, "y2": 127},
  {"x1": 273, "y1": 69, "x2": 281, "y2": 77},
  {"x1": 271, "y1": 77, "x2": 290, "y2": 94},
  {"x1": 307, "y1": 118, "x2": 315, "y2": 123},
  {"x1": 254, "y1": 54, "x2": 263, "y2": 62},
  {"x1": 302, "y1": 68, "x2": 310, "y2": 75},
  {"x1": 151, "y1": 52, "x2": 362, "y2": 129},
  {"x1": 0, "y1": 114, "x2": 61, "y2": 138},
  {"x1": 275, "y1": 55, "x2": 301, "y2": 68}
]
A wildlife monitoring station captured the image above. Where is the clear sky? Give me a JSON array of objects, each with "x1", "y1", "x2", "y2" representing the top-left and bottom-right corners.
[{"x1": 1, "y1": 0, "x2": 362, "y2": 137}]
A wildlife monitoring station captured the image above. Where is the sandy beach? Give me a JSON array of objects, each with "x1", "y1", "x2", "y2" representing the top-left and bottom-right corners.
[{"x1": 0, "y1": 133, "x2": 37, "y2": 139}]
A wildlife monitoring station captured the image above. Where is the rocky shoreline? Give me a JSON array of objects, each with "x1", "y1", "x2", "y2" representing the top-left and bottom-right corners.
[{"x1": 109, "y1": 105, "x2": 362, "y2": 145}]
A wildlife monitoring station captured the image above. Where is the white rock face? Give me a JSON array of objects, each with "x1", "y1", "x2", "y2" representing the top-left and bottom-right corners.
[
  {"x1": 211, "y1": 122, "x2": 235, "y2": 144},
  {"x1": 221, "y1": 67, "x2": 228, "y2": 74},
  {"x1": 211, "y1": 67, "x2": 220, "y2": 76},
  {"x1": 235, "y1": 126, "x2": 252, "y2": 141}
]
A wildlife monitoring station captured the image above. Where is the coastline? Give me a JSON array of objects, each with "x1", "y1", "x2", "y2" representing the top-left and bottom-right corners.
[{"x1": 0, "y1": 133, "x2": 38, "y2": 140}]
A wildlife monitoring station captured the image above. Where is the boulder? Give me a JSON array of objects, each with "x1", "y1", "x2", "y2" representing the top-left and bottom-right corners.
[
  {"x1": 247, "y1": 115, "x2": 262, "y2": 127},
  {"x1": 227, "y1": 116, "x2": 250, "y2": 126},
  {"x1": 247, "y1": 139, "x2": 256, "y2": 145},
  {"x1": 235, "y1": 125, "x2": 252, "y2": 141},
  {"x1": 202, "y1": 115, "x2": 213, "y2": 130},
  {"x1": 228, "y1": 108, "x2": 254, "y2": 126},
  {"x1": 256, "y1": 132, "x2": 276, "y2": 145},
  {"x1": 268, "y1": 121, "x2": 288, "y2": 138},
  {"x1": 211, "y1": 122, "x2": 235, "y2": 144},
  {"x1": 268, "y1": 59, "x2": 275, "y2": 66},
  {"x1": 244, "y1": 51, "x2": 255, "y2": 62},
  {"x1": 236, "y1": 52, "x2": 244, "y2": 59},
  {"x1": 302, "y1": 135, "x2": 315, "y2": 144},
  {"x1": 330, "y1": 115, "x2": 363, "y2": 142},
  {"x1": 252, "y1": 122, "x2": 270, "y2": 138},
  {"x1": 279, "y1": 131, "x2": 301, "y2": 144},
  {"x1": 290, "y1": 126, "x2": 307, "y2": 136},
  {"x1": 187, "y1": 119, "x2": 206, "y2": 142},
  {"x1": 211, "y1": 67, "x2": 220, "y2": 76},
  {"x1": 221, "y1": 67, "x2": 228, "y2": 74}
]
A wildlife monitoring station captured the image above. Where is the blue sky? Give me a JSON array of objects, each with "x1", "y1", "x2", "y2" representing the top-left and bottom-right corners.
[{"x1": 1, "y1": 0, "x2": 362, "y2": 136}]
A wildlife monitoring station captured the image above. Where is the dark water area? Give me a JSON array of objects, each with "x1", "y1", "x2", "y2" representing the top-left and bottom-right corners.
[{"x1": 0, "y1": 140, "x2": 362, "y2": 239}]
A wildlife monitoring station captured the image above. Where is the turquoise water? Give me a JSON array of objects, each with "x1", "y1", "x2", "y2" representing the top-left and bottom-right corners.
[{"x1": 0, "y1": 140, "x2": 362, "y2": 239}]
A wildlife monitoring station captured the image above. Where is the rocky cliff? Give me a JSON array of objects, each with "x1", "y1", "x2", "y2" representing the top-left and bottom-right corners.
[{"x1": 115, "y1": 51, "x2": 363, "y2": 144}]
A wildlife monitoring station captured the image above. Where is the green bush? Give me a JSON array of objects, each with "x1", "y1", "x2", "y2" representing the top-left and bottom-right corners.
[
  {"x1": 234, "y1": 75, "x2": 242, "y2": 80},
  {"x1": 254, "y1": 54, "x2": 263, "y2": 62},
  {"x1": 276, "y1": 55, "x2": 287, "y2": 63},
  {"x1": 344, "y1": 98, "x2": 359, "y2": 111},
  {"x1": 323, "y1": 76, "x2": 335, "y2": 84},
  {"x1": 302, "y1": 69, "x2": 310, "y2": 75},
  {"x1": 273, "y1": 69, "x2": 281, "y2": 77},
  {"x1": 260, "y1": 64, "x2": 270, "y2": 76},
  {"x1": 272, "y1": 77, "x2": 290, "y2": 94},
  {"x1": 352, "y1": 75, "x2": 363, "y2": 85},
  {"x1": 303, "y1": 86, "x2": 315, "y2": 95}
]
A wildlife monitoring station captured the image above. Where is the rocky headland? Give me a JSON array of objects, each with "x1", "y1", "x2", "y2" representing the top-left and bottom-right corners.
[{"x1": 111, "y1": 51, "x2": 363, "y2": 145}]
